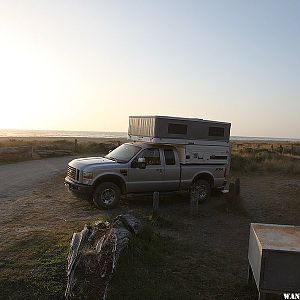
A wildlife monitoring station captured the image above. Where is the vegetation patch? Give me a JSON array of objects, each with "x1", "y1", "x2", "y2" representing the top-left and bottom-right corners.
[
  {"x1": 108, "y1": 226, "x2": 257, "y2": 300},
  {"x1": 231, "y1": 144, "x2": 300, "y2": 175},
  {"x1": 0, "y1": 233, "x2": 70, "y2": 299}
]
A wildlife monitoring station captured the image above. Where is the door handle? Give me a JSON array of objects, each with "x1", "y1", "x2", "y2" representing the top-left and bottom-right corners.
[{"x1": 156, "y1": 169, "x2": 163, "y2": 173}]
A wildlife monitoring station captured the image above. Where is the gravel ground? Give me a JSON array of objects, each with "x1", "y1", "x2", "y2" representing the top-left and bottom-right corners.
[{"x1": 0, "y1": 156, "x2": 76, "y2": 199}]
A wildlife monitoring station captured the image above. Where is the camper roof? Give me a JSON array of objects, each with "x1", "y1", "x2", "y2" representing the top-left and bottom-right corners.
[{"x1": 129, "y1": 115, "x2": 231, "y2": 126}]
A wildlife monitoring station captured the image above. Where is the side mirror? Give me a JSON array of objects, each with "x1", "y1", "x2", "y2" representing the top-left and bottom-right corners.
[{"x1": 137, "y1": 157, "x2": 146, "y2": 169}]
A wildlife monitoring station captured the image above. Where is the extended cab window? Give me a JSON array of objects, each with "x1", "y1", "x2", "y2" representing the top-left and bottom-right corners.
[
  {"x1": 138, "y1": 148, "x2": 161, "y2": 165},
  {"x1": 164, "y1": 149, "x2": 176, "y2": 165}
]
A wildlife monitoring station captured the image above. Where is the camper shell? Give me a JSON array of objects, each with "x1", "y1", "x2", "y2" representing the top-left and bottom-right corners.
[
  {"x1": 128, "y1": 116, "x2": 231, "y2": 145},
  {"x1": 128, "y1": 116, "x2": 231, "y2": 165}
]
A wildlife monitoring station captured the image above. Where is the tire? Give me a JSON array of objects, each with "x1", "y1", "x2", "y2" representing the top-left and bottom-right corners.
[
  {"x1": 190, "y1": 179, "x2": 211, "y2": 203},
  {"x1": 93, "y1": 182, "x2": 121, "y2": 209}
]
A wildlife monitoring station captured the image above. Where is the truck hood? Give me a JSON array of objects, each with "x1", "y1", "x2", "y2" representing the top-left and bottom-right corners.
[{"x1": 69, "y1": 157, "x2": 117, "y2": 169}]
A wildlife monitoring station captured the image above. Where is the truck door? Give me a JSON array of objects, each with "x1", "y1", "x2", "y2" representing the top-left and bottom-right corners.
[
  {"x1": 161, "y1": 149, "x2": 180, "y2": 191},
  {"x1": 127, "y1": 147, "x2": 164, "y2": 192}
]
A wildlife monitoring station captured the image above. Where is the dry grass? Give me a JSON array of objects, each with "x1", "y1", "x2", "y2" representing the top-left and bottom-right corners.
[
  {"x1": 0, "y1": 138, "x2": 123, "y2": 164},
  {"x1": 0, "y1": 138, "x2": 121, "y2": 154},
  {"x1": 231, "y1": 142, "x2": 300, "y2": 175}
]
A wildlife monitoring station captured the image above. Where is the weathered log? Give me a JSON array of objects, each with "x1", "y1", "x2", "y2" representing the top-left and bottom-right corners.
[{"x1": 65, "y1": 214, "x2": 141, "y2": 299}]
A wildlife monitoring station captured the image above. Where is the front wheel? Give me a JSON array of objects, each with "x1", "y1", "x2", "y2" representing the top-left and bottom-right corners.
[
  {"x1": 93, "y1": 182, "x2": 120, "y2": 209},
  {"x1": 190, "y1": 179, "x2": 211, "y2": 203}
]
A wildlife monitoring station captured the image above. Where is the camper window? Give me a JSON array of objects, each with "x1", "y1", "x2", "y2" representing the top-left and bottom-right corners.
[
  {"x1": 209, "y1": 127, "x2": 224, "y2": 137},
  {"x1": 168, "y1": 123, "x2": 187, "y2": 135}
]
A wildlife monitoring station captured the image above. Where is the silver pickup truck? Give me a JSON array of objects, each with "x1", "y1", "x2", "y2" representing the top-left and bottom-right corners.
[{"x1": 65, "y1": 142, "x2": 228, "y2": 209}]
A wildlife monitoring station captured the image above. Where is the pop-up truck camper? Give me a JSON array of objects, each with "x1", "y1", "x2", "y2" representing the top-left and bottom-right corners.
[
  {"x1": 65, "y1": 116, "x2": 231, "y2": 209},
  {"x1": 128, "y1": 116, "x2": 231, "y2": 165}
]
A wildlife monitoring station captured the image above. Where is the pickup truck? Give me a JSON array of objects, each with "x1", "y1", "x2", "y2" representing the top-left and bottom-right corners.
[{"x1": 64, "y1": 142, "x2": 228, "y2": 209}]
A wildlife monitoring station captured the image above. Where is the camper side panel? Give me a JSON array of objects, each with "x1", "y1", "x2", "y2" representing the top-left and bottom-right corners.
[
  {"x1": 155, "y1": 117, "x2": 230, "y2": 142},
  {"x1": 128, "y1": 116, "x2": 156, "y2": 137},
  {"x1": 185, "y1": 145, "x2": 230, "y2": 164},
  {"x1": 174, "y1": 144, "x2": 230, "y2": 165}
]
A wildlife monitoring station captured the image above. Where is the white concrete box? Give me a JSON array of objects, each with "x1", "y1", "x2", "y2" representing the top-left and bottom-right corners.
[{"x1": 248, "y1": 223, "x2": 300, "y2": 298}]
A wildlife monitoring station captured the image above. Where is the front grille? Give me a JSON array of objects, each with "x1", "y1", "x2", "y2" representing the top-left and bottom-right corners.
[{"x1": 67, "y1": 166, "x2": 77, "y2": 180}]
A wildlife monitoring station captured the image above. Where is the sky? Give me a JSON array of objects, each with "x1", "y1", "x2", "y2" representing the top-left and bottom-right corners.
[{"x1": 0, "y1": 0, "x2": 299, "y2": 138}]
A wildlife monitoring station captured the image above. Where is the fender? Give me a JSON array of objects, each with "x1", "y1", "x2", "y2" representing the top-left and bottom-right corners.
[
  {"x1": 191, "y1": 171, "x2": 215, "y2": 187},
  {"x1": 92, "y1": 172, "x2": 127, "y2": 194}
]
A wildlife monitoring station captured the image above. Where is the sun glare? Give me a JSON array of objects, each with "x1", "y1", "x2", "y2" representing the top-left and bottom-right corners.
[{"x1": 0, "y1": 37, "x2": 69, "y2": 130}]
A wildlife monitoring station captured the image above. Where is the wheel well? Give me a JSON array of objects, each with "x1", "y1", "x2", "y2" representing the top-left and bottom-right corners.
[
  {"x1": 193, "y1": 173, "x2": 214, "y2": 187},
  {"x1": 93, "y1": 175, "x2": 126, "y2": 194}
]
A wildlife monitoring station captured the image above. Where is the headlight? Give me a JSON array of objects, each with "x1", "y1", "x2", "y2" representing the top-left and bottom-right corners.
[{"x1": 82, "y1": 171, "x2": 93, "y2": 185}]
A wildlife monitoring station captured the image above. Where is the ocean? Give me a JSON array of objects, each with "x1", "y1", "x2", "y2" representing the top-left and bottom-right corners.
[
  {"x1": 0, "y1": 128, "x2": 299, "y2": 142},
  {"x1": 0, "y1": 129, "x2": 127, "y2": 139}
]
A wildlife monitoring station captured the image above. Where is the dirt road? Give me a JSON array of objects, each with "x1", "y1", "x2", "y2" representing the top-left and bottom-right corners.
[{"x1": 0, "y1": 156, "x2": 75, "y2": 199}]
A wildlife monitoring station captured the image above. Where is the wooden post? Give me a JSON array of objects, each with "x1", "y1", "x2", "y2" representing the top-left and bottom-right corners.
[
  {"x1": 74, "y1": 139, "x2": 78, "y2": 153},
  {"x1": 235, "y1": 178, "x2": 240, "y2": 196},
  {"x1": 152, "y1": 192, "x2": 159, "y2": 218},
  {"x1": 228, "y1": 182, "x2": 235, "y2": 201},
  {"x1": 190, "y1": 189, "x2": 199, "y2": 215}
]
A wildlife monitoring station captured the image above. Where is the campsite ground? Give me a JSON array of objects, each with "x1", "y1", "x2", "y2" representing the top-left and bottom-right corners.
[{"x1": 1, "y1": 155, "x2": 300, "y2": 299}]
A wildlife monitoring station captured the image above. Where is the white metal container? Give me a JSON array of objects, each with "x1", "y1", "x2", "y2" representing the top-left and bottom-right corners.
[{"x1": 248, "y1": 223, "x2": 300, "y2": 299}]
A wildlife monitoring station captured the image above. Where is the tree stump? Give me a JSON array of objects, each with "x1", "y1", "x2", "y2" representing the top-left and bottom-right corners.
[{"x1": 65, "y1": 214, "x2": 141, "y2": 299}]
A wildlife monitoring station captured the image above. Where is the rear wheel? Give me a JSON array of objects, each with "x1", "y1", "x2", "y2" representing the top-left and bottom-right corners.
[
  {"x1": 93, "y1": 182, "x2": 120, "y2": 209},
  {"x1": 190, "y1": 179, "x2": 211, "y2": 203}
]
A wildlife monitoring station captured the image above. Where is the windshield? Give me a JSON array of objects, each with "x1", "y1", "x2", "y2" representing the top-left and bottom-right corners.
[{"x1": 105, "y1": 144, "x2": 141, "y2": 163}]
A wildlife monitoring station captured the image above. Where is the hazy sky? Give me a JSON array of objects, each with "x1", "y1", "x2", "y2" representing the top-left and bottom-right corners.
[{"x1": 0, "y1": 0, "x2": 299, "y2": 138}]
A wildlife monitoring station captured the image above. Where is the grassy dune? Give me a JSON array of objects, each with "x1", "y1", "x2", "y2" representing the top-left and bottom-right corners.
[
  {"x1": 0, "y1": 137, "x2": 123, "y2": 154},
  {"x1": 0, "y1": 137, "x2": 124, "y2": 164},
  {"x1": 231, "y1": 141, "x2": 300, "y2": 175}
]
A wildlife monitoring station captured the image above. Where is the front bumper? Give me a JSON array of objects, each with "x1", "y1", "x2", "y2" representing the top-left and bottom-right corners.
[{"x1": 64, "y1": 177, "x2": 93, "y2": 195}]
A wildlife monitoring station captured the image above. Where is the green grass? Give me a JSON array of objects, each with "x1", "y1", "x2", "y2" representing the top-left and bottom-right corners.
[
  {"x1": 0, "y1": 233, "x2": 70, "y2": 300},
  {"x1": 108, "y1": 226, "x2": 256, "y2": 300},
  {"x1": 108, "y1": 228, "x2": 192, "y2": 300},
  {"x1": 0, "y1": 223, "x2": 257, "y2": 300}
]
